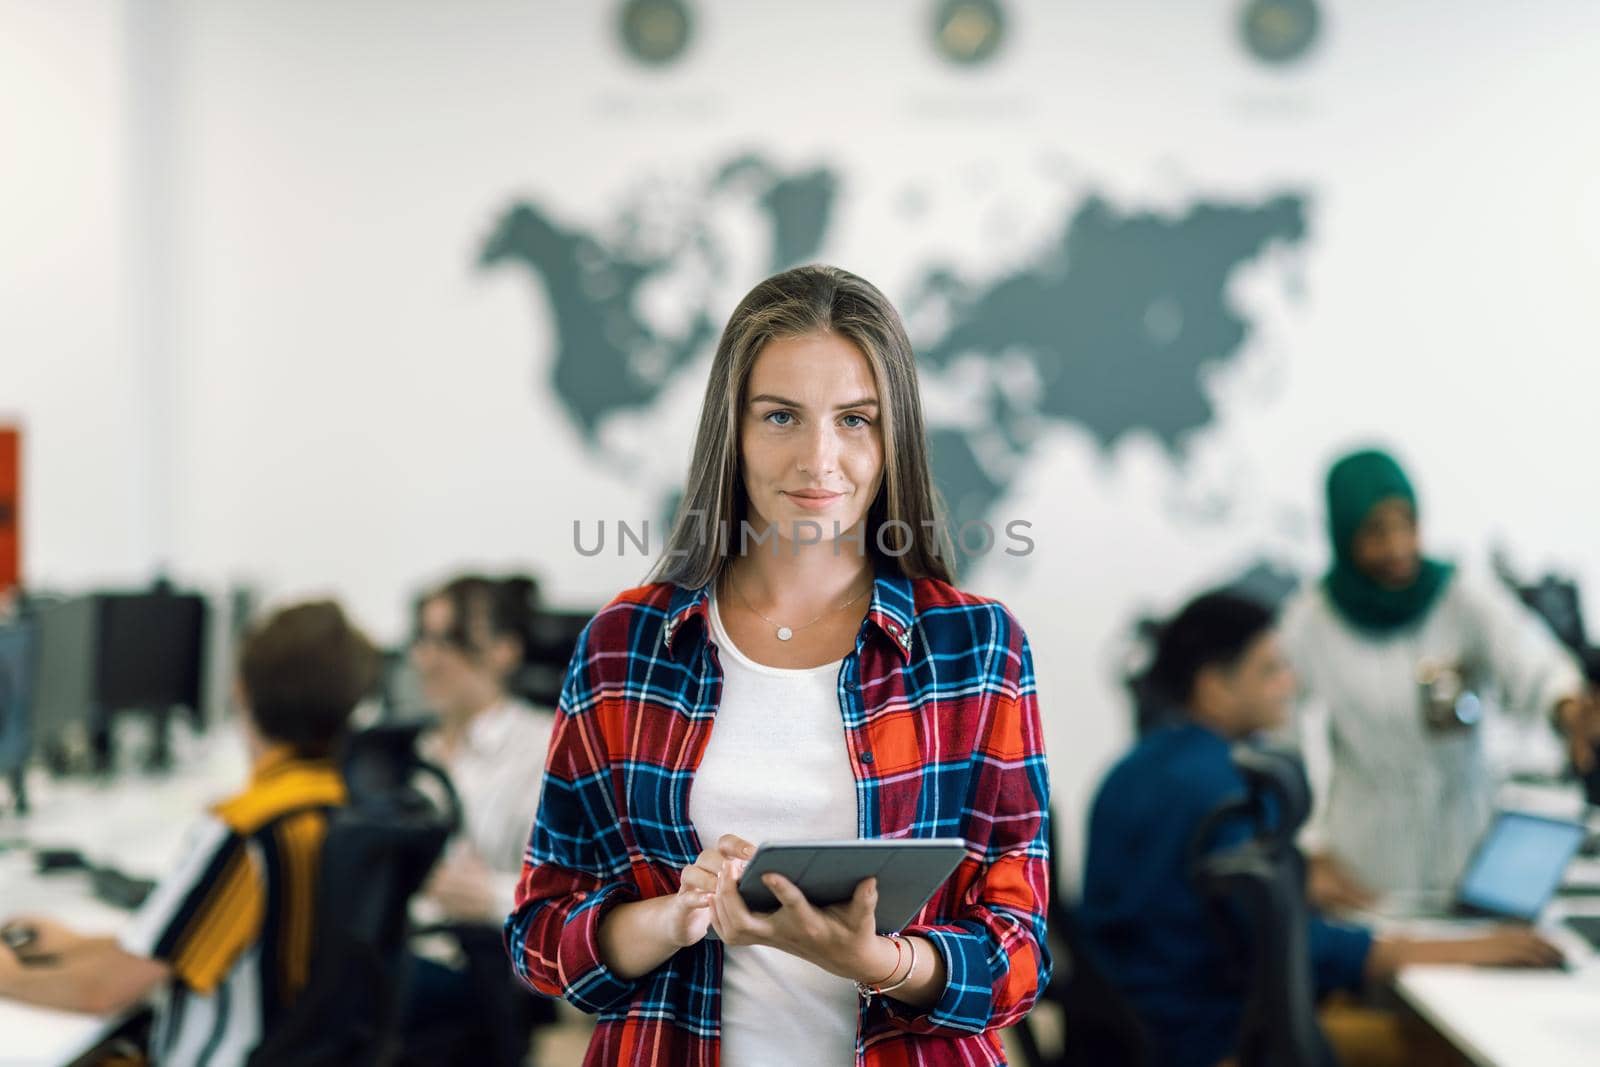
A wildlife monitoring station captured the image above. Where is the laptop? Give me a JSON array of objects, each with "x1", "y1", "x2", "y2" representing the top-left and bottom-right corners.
[
  {"x1": 1451, "y1": 810, "x2": 1587, "y2": 922},
  {"x1": 1369, "y1": 810, "x2": 1586, "y2": 923}
]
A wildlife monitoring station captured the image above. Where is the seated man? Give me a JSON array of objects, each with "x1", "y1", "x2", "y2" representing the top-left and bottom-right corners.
[
  {"x1": 1080, "y1": 590, "x2": 1562, "y2": 1067},
  {"x1": 0, "y1": 600, "x2": 379, "y2": 1067}
]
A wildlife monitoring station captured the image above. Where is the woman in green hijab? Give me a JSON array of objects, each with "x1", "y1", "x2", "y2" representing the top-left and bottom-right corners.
[{"x1": 1281, "y1": 448, "x2": 1600, "y2": 906}]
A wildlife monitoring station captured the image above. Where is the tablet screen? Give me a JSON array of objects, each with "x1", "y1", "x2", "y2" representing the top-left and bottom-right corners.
[{"x1": 732, "y1": 839, "x2": 967, "y2": 935}]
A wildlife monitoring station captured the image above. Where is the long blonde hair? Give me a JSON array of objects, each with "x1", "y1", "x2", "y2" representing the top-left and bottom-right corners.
[{"x1": 647, "y1": 264, "x2": 955, "y2": 589}]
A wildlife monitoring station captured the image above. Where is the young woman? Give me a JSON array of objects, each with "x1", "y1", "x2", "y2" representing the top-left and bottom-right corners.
[
  {"x1": 505, "y1": 265, "x2": 1051, "y2": 1066},
  {"x1": 411, "y1": 574, "x2": 554, "y2": 921},
  {"x1": 404, "y1": 575, "x2": 558, "y2": 1061},
  {"x1": 1281, "y1": 448, "x2": 1600, "y2": 904}
]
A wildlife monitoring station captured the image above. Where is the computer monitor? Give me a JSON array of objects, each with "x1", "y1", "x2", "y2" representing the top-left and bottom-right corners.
[
  {"x1": 31, "y1": 596, "x2": 98, "y2": 771},
  {"x1": 0, "y1": 621, "x2": 35, "y2": 811},
  {"x1": 29, "y1": 590, "x2": 208, "y2": 774},
  {"x1": 92, "y1": 590, "x2": 207, "y2": 770},
  {"x1": 94, "y1": 591, "x2": 207, "y2": 728}
]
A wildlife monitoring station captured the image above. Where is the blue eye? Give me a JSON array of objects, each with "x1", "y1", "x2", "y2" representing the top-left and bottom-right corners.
[
  {"x1": 841, "y1": 413, "x2": 871, "y2": 429},
  {"x1": 765, "y1": 410, "x2": 795, "y2": 426}
]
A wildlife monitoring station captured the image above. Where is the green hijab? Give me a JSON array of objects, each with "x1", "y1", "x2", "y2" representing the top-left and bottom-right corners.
[{"x1": 1322, "y1": 448, "x2": 1455, "y2": 635}]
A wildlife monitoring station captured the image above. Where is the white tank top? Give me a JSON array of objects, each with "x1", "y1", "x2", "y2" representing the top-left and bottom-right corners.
[{"x1": 690, "y1": 590, "x2": 861, "y2": 1067}]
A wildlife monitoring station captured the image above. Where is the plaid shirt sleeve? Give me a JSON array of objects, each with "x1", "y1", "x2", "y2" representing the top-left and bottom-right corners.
[
  {"x1": 503, "y1": 619, "x2": 643, "y2": 1014},
  {"x1": 884, "y1": 616, "x2": 1052, "y2": 1035}
]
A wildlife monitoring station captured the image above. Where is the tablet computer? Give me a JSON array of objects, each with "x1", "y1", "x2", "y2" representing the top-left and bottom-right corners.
[{"x1": 727, "y1": 838, "x2": 967, "y2": 935}]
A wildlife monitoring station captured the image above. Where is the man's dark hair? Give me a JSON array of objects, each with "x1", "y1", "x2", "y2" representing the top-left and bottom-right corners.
[
  {"x1": 1148, "y1": 590, "x2": 1276, "y2": 707},
  {"x1": 239, "y1": 600, "x2": 379, "y2": 758}
]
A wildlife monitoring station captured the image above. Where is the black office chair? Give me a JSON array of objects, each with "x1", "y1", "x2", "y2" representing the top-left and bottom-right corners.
[
  {"x1": 398, "y1": 919, "x2": 556, "y2": 1067},
  {"x1": 1012, "y1": 808, "x2": 1153, "y2": 1067},
  {"x1": 373, "y1": 710, "x2": 556, "y2": 1067},
  {"x1": 245, "y1": 725, "x2": 460, "y2": 1067},
  {"x1": 1188, "y1": 744, "x2": 1335, "y2": 1067}
]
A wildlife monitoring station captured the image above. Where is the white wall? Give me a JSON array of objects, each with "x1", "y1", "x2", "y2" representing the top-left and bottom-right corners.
[
  {"x1": 0, "y1": 0, "x2": 142, "y2": 584},
  {"x1": 7, "y1": 0, "x2": 1600, "y2": 880}
]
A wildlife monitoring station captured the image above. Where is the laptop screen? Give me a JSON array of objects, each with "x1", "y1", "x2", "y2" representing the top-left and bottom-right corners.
[{"x1": 1456, "y1": 811, "x2": 1586, "y2": 921}]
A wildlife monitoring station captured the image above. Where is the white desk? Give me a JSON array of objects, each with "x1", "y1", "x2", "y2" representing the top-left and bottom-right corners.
[
  {"x1": 0, "y1": 737, "x2": 247, "y2": 1067},
  {"x1": 0, "y1": 875, "x2": 132, "y2": 1067},
  {"x1": 1386, "y1": 783, "x2": 1600, "y2": 1067},
  {"x1": 1395, "y1": 965, "x2": 1600, "y2": 1067}
]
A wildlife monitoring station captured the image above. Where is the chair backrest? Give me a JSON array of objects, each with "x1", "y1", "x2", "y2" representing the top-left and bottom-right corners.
[
  {"x1": 1188, "y1": 744, "x2": 1333, "y2": 1067},
  {"x1": 246, "y1": 727, "x2": 459, "y2": 1067}
]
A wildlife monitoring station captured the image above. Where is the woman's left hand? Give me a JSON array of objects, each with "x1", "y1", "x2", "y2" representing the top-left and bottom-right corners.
[{"x1": 709, "y1": 860, "x2": 887, "y2": 982}]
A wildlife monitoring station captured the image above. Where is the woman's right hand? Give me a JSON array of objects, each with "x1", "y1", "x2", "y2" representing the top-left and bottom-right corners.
[
  {"x1": 599, "y1": 834, "x2": 761, "y2": 978},
  {"x1": 665, "y1": 834, "x2": 757, "y2": 947}
]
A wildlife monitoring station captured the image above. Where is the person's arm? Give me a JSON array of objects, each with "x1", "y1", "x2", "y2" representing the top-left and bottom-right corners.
[
  {"x1": 504, "y1": 724, "x2": 638, "y2": 1007},
  {"x1": 0, "y1": 924, "x2": 168, "y2": 1015},
  {"x1": 512, "y1": 751, "x2": 732, "y2": 991},
  {"x1": 1466, "y1": 577, "x2": 1595, "y2": 767},
  {"x1": 118, "y1": 815, "x2": 264, "y2": 998},
  {"x1": 598, "y1": 890, "x2": 713, "y2": 980},
  {"x1": 1363, "y1": 927, "x2": 1564, "y2": 980},
  {"x1": 504, "y1": 620, "x2": 694, "y2": 1011},
  {"x1": 707, "y1": 865, "x2": 949, "y2": 1008},
  {"x1": 881, "y1": 613, "x2": 1052, "y2": 1035}
]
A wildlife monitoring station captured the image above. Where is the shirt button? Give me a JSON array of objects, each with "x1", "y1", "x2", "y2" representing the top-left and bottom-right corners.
[
  {"x1": 861, "y1": 751, "x2": 874, "y2": 765},
  {"x1": 844, "y1": 678, "x2": 859, "y2": 692}
]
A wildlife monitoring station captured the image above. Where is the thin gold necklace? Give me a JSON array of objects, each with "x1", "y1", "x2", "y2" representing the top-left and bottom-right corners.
[{"x1": 729, "y1": 571, "x2": 873, "y2": 642}]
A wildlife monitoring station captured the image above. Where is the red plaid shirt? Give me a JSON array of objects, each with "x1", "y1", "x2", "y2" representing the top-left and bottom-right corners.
[{"x1": 505, "y1": 569, "x2": 1051, "y2": 1065}]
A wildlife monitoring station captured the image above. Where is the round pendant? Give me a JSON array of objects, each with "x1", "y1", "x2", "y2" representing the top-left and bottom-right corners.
[{"x1": 776, "y1": 626, "x2": 794, "y2": 641}]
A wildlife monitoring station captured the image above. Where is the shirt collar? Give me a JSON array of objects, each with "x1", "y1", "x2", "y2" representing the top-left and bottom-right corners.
[{"x1": 661, "y1": 568, "x2": 916, "y2": 664}]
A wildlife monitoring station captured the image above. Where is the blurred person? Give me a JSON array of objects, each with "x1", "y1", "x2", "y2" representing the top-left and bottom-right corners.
[
  {"x1": 1281, "y1": 448, "x2": 1600, "y2": 907},
  {"x1": 409, "y1": 574, "x2": 554, "y2": 922},
  {"x1": 0, "y1": 601, "x2": 379, "y2": 1066},
  {"x1": 504, "y1": 264, "x2": 1051, "y2": 1066},
  {"x1": 401, "y1": 574, "x2": 557, "y2": 1064},
  {"x1": 1081, "y1": 591, "x2": 1564, "y2": 1067}
]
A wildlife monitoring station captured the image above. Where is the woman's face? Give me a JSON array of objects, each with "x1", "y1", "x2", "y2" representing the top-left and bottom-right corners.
[
  {"x1": 409, "y1": 596, "x2": 511, "y2": 719},
  {"x1": 739, "y1": 331, "x2": 886, "y2": 548},
  {"x1": 1351, "y1": 497, "x2": 1422, "y2": 589}
]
